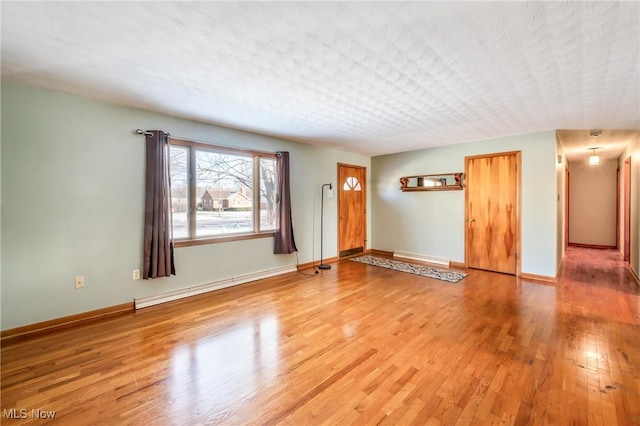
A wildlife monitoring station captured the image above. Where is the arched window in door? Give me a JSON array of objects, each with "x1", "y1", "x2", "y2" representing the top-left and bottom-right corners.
[{"x1": 343, "y1": 176, "x2": 362, "y2": 191}]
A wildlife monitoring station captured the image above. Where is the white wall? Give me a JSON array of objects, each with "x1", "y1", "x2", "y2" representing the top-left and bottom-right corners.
[
  {"x1": 1, "y1": 82, "x2": 370, "y2": 330},
  {"x1": 371, "y1": 131, "x2": 558, "y2": 278},
  {"x1": 568, "y1": 159, "x2": 618, "y2": 246}
]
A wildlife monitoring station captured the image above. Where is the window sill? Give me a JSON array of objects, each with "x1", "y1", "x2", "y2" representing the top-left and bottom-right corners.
[{"x1": 174, "y1": 232, "x2": 275, "y2": 248}]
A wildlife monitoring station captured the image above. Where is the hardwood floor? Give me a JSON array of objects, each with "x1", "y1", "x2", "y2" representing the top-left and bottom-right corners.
[{"x1": 2, "y1": 247, "x2": 639, "y2": 425}]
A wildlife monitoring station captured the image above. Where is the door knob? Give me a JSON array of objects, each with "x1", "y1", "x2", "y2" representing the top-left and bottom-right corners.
[{"x1": 469, "y1": 218, "x2": 476, "y2": 222}]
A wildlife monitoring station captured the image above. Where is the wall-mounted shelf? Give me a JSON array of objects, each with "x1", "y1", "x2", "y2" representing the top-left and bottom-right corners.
[{"x1": 399, "y1": 172, "x2": 464, "y2": 191}]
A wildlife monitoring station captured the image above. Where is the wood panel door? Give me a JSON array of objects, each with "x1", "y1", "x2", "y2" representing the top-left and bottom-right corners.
[
  {"x1": 338, "y1": 164, "x2": 366, "y2": 258},
  {"x1": 465, "y1": 151, "x2": 520, "y2": 275}
]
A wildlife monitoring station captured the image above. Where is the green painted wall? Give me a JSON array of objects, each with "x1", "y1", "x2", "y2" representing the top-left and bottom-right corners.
[
  {"x1": 371, "y1": 131, "x2": 559, "y2": 278},
  {"x1": 4, "y1": 81, "x2": 633, "y2": 331},
  {"x1": 1, "y1": 82, "x2": 370, "y2": 329}
]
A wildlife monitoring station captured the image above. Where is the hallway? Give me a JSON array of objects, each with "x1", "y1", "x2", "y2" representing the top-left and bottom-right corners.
[
  {"x1": 549, "y1": 246, "x2": 640, "y2": 424},
  {"x1": 560, "y1": 246, "x2": 639, "y2": 317}
]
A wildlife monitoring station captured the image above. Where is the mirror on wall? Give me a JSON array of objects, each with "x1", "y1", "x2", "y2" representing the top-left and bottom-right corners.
[{"x1": 399, "y1": 172, "x2": 464, "y2": 191}]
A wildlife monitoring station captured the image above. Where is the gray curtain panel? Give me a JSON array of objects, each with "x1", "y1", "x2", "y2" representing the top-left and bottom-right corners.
[
  {"x1": 143, "y1": 130, "x2": 176, "y2": 279},
  {"x1": 274, "y1": 151, "x2": 298, "y2": 254}
]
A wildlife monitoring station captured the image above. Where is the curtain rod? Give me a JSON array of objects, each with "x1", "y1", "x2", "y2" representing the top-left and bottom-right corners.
[
  {"x1": 170, "y1": 135, "x2": 278, "y2": 156},
  {"x1": 135, "y1": 129, "x2": 170, "y2": 137},
  {"x1": 135, "y1": 129, "x2": 280, "y2": 156}
]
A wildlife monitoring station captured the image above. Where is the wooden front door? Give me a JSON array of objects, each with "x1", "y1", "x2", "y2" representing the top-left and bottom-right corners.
[
  {"x1": 465, "y1": 151, "x2": 520, "y2": 275},
  {"x1": 338, "y1": 164, "x2": 366, "y2": 258}
]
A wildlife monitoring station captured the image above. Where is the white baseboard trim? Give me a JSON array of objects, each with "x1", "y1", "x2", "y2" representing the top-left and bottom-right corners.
[
  {"x1": 134, "y1": 264, "x2": 297, "y2": 310},
  {"x1": 393, "y1": 250, "x2": 450, "y2": 267}
]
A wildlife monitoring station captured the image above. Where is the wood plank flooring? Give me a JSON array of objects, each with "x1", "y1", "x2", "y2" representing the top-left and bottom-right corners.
[{"x1": 2, "y1": 247, "x2": 639, "y2": 425}]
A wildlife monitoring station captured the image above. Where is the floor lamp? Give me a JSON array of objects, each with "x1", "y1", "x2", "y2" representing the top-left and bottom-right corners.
[{"x1": 319, "y1": 183, "x2": 333, "y2": 270}]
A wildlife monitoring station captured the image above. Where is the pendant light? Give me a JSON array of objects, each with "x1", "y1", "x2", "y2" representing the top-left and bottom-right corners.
[
  {"x1": 588, "y1": 147, "x2": 600, "y2": 166},
  {"x1": 588, "y1": 130, "x2": 601, "y2": 166}
]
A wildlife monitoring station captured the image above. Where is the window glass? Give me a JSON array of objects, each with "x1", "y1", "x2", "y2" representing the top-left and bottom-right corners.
[
  {"x1": 170, "y1": 145, "x2": 189, "y2": 239},
  {"x1": 169, "y1": 140, "x2": 276, "y2": 244},
  {"x1": 260, "y1": 157, "x2": 277, "y2": 231},
  {"x1": 195, "y1": 150, "x2": 253, "y2": 237},
  {"x1": 343, "y1": 176, "x2": 362, "y2": 191}
]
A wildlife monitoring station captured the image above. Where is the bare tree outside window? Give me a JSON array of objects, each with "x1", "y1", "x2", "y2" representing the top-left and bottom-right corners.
[
  {"x1": 196, "y1": 151, "x2": 253, "y2": 237},
  {"x1": 170, "y1": 146, "x2": 189, "y2": 239},
  {"x1": 260, "y1": 158, "x2": 276, "y2": 231},
  {"x1": 169, "y1": 141, "x2": 277, "y2": 242}
]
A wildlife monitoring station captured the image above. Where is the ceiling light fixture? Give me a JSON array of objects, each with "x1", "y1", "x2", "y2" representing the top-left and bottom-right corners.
[{"x1": 588, "y1": 147, "x2": 600, "y2": 166}]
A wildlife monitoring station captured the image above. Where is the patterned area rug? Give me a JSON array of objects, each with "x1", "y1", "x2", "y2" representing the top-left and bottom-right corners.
[{"x1": 351, "y1": 255, "x2": 467, "y2": 283}]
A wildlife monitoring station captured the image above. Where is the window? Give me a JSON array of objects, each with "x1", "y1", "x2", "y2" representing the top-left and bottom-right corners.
[
  {"x1": 169, "y1": 138, "x2": 277, "y2": 246},
  {"x1": 343, "y1": 176, "x2": 362, "y2": 191}
]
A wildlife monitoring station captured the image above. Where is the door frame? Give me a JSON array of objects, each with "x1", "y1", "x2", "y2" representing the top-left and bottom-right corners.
[
  {"x1": 464, "y1": 151, "x2": 522, "y2": 276},
  {"x1": 623, "y1": 157, "x2": 631, "y2": 262},
  {"x1": 616, "y1": 166, "x2": 620, "y2": 250},
  {"x1": 337, "y1": 163, "x2": 367, "y2": 258},
  {"x1": 565, "y1": 167, "x2": 570, "y2": 250}
]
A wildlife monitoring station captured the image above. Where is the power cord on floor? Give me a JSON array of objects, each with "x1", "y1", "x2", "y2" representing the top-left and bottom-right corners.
[{"x1": 296, "y1": 252, "x2": 319, "y2": 278}]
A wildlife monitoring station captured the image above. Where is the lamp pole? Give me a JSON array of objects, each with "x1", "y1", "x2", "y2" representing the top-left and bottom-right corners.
[{"x1": 319, "y1": 183, "x2": 333, "y2": 270}]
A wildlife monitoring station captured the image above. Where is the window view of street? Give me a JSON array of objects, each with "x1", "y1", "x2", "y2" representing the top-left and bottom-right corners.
[
  {"x1": 172, "y1": 210, "x2": 276, "y2": 239},
  {"x1": 169, "y1": 144, "x2": 277, "y2": 240}
]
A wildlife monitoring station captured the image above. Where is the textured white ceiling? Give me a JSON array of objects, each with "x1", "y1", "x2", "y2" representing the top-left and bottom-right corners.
[{"x1": 1, "y1": 2, "x2": 639, "y2": 156}]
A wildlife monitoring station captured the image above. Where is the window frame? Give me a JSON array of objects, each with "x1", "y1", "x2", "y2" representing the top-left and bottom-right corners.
[{"x1": 169, "y1": 138, "x2": 276, "y2": 248}]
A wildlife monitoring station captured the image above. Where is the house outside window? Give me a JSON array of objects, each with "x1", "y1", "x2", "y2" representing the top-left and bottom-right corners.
[{"x1": 169, "y1": 138, "x2": 277, "y2": 246}]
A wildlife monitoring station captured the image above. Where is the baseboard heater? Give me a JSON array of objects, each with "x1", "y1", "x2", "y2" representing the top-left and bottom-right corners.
[
  {"x1": 393, "y1": 250, "x2": 450, "y2": 267},
  {"x1": 134, "y1": 264, "x2": 297, "y2": 309}
]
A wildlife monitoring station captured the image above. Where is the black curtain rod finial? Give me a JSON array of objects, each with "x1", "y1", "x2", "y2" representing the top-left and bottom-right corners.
[{"x1": 135, "y1": 129, "x2": 169, "y2": 137}]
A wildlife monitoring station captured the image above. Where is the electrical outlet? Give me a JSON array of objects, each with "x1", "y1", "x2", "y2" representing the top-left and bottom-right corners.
[
  {"x1": 75, "y1": 276, "x2": 85, "y2": 289},
  {"x1": 132, "y1": 269, "x2": 140, "y2": 280}
]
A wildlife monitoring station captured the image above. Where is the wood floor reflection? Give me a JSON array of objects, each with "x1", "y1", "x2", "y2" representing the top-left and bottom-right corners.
[{"x1": 2, "y1": 247, "x2": 639, "y2": 425}]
